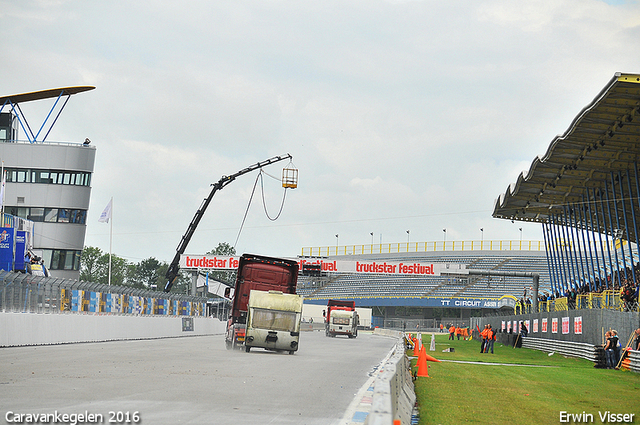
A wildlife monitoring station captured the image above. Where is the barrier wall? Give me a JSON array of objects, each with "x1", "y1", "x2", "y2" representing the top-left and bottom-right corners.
[
  {"x1": 0, "y1": 312, "x2": 227, "y2": 347},
  {"x1": 366, "y1": 329, "x2": 416, "y2": 425}
]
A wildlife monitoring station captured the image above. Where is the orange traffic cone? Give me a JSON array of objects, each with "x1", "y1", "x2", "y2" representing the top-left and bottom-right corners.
[
  {"x1": 413, "y1": 338, "x2": 419, "y2": 357},
  {"x1": 424, "y1": 353, "x2": 441, "y2": 363},
  {"x1": 417, "y1": 346, "x2": 429, "y2": 377}
]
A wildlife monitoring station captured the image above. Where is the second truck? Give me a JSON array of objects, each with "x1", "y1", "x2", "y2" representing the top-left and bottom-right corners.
[{"x1": 325, "y1": 299, "x2": 359, "y2": 338}]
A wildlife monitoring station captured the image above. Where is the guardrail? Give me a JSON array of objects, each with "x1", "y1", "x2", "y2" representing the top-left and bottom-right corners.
[{"x1": 520, "y1": 336, "x2": 604, "y2": 364}]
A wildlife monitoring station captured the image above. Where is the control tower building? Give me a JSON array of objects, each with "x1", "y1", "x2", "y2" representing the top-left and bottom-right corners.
[{"x1": 0, "y1": 86, "x2": 96, "y2": 280}]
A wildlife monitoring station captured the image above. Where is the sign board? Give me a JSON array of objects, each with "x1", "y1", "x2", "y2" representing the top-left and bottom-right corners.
[
  {"x1": 180, "y1": 254, "x2": 467, "y2": 277},
  {"x1": 0, "y1": 227, "x2": 15, "y2": 271}
]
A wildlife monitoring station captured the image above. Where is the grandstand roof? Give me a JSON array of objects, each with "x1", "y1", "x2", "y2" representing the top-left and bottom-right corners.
[{"x1": 493, "y1": 73, "x2": 640, "y2": 238}]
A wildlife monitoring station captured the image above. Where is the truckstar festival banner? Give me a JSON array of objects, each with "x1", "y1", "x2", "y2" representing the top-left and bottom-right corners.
[{"x1": 179, "y1": 255, "x2": 467, "y2": 276}]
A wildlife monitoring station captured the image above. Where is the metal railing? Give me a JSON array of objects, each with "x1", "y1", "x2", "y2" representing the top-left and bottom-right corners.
[
  {"x1": 519, "y1": 291, "x2": 639, "y2": 314},
  {"x1": 302, "y1": 240, "x2": 544, "y2": 257},
  {"x1": 0, "y1": 271, "x2": 207, "y2": 316}
]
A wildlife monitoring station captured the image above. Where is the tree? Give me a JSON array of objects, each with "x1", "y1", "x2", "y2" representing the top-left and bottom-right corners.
[
  {"x1": 80, "y1": 246, "x2": 104, "y2": 282},
  {"x1": 81, "y1": 246, "x2": 129, "y2": 286},
  {"x1": 97, "y1": 254, "x2": 128, "y2": 286},
  {"x1": 129, "y1": 257, "x2": 163, "y2": 289},
  {"x1": 206, "y1": 242, "x2": 237, "y2": 286}
]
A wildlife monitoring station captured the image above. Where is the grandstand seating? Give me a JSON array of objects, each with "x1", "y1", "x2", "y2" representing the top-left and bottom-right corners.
[{"x1": 298, "y1": 250, "x2": 551, "y2": 303}]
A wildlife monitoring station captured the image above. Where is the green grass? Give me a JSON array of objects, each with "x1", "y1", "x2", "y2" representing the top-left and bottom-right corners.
[{"x1": 411, "y1": 334, "x2": 640, "y2": 425}]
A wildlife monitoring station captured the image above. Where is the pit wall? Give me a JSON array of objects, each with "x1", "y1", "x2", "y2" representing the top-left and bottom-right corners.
[{"x1": 0, "y1": 312, "x2": 227, "y2": 347}]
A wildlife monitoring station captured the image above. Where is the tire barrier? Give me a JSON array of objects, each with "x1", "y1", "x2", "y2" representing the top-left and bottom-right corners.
[
  {"x1": 367, "y1": 330, "x2": 416, "y2": 425},
  {"x1": 626, "y1": 350, "x2": 640, "y2": 373}
]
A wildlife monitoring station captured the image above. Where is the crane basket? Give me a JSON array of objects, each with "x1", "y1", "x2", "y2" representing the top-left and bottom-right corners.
[{"x1": 282, "y1": 163, "x2": 298, "y2": 189}]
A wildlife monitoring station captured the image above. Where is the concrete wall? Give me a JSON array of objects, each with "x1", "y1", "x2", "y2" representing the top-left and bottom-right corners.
[
  {"x1": 476, "y1": 309, "x2": 639, "y2": 346},
  {"x1": 0, "y1": 312, "x2": 227, "y2": 347}
]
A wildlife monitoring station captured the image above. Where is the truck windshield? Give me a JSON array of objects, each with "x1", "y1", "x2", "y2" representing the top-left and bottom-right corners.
[{"x1": 251, "y1": 308, "x2": 298, "y2": 332}]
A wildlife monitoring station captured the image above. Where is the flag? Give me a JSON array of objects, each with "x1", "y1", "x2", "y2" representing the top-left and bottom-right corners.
[{"x1": 98, "y1": 198, "x2": 112, "y2": 223}]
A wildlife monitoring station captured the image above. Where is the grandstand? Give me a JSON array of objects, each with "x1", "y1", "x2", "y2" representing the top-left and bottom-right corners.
[{"x1": 298, "y1": 247, "x2": 550, "y2": 312}]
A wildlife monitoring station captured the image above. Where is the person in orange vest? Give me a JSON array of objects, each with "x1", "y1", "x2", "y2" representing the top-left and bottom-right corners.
[
  {"x1": 480, "y1": 324, "x2": 489, "y2": 353},
  {"x1": 448, "y1": 325, "x2": 455, "y2": 340},
  {"x1": 440, "y1": 323, "x2": 444, "y2": 333},
  {"x1": 455, "y1": 326, "x2": 461, "y2": 340},
  {"x1": 462, "y1": 326, "x2": 469, "y2": 341},
  {"x1": 484, "y1": 324, "x2": 495, "y2": 354}
]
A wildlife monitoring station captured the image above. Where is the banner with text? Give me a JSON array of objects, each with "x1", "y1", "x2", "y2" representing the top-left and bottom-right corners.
[{"x1": 180, "y1": 255, "x2": 468, "y2": 276}]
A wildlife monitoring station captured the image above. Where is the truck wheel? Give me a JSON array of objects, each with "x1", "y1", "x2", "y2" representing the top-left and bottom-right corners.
[
  {"x1": 289, "y1": 350, "x2": 295, "y2": 355},
  {"x1": 245, "y1": 345, "x2": 251, "y2": 353}
]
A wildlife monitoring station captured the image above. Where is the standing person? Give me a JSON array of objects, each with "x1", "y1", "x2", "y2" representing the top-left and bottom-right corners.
[
  {"x1": 484, "y1": 325, "x2": 495, "y2": 354},
  {"x1": 611, "y1": 330, "x2": 621, "y2": 369},
  {"x1": 480, "y1": 325, "x2": 489, "y2": 353},
  {"x1": 604, "y1": 331, "x2": 615, "y2": 369},
  {"x1": 440, "y1": 323, "x2": 444, "y2": 333},
  {"x1": 520, "y1": 321, "x2": 528, "y2": 337},
  {"x1": 455, "y1": 325, "x2": 461, "y2": 340},
  {"x1": 634, "y1": 328, "x2": 640, "y2": 351},
  {"x1": 448, "y1": 324, "x2": 455, "y2": 340}
]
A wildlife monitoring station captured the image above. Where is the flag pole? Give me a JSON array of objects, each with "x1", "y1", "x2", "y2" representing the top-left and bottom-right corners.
[
  {"x1": 108, "y1": 197, "x2": 112, "y2": 286},
  {"x1": 1, "y1": 160, "x2": 4, "y2": 227}
]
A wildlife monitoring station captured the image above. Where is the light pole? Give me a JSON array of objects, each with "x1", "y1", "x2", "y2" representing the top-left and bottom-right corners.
[
  {"x1": 443, "y1": 228, "x2": 446, "y2": 249},
  {"x1": 406, "y1": 230, "x2": 410, "y2": 244},
  {"x1": 370, "y1": 232, "x2": 374, "y2": 244},
  {"x1": 480, "y1": 228, "x2": 484, "y2": 249},
  {"x1": 519, "y1": 227, "x2": 523, "y2": 242},
  {"x1": 335, "y1": 234, "x2": 339, "y2": 247}
]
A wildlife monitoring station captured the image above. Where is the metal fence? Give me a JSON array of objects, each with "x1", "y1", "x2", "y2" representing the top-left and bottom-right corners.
[{"x1": 0, "y1": 271, "x2": 207, "y2": 316}]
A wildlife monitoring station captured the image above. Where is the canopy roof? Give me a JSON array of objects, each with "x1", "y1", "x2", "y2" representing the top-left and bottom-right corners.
[
  {"x1": 0, "y1": 86, "x2": 95, "y2": 105},
  {"x1": 493, "y1": 73, "x2": 640, "y2": 234}
]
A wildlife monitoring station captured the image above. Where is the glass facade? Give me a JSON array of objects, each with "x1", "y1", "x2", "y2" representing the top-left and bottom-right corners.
[
  {"x1": 41, "y1": 249, "x2": 82, "y2": 271},
  {"x1": 4, "y1": 207, "x2": 87, "y2": 224},
  {"x1": 5, "y1": 167, "x2": 91, "y2": 187}
]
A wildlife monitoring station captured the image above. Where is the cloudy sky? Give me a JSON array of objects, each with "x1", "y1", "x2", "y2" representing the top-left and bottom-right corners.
[{"x1": 2, "y1": 0, "x2": 640, "y2": 264}]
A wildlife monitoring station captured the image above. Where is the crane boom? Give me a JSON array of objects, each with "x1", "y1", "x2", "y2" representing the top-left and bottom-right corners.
[{"x1": 163, "y1": 153, "x2": 293, "y2": 292}]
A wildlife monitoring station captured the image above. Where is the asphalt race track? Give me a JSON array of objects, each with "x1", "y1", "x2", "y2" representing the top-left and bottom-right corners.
[{"x1": 0, "y1": 330, "x2": 397, "y2": 425}]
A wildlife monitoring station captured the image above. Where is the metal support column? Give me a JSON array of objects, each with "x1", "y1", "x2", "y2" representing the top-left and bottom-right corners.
[{"x1": 619, "y1": 170, "x2": 636, "y2": 285}]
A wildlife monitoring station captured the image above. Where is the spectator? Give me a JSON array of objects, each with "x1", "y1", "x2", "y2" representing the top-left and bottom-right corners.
[
  {"x1": 604, "y1": 331, "x2": 616, "y2": 369},
  {"x1": 634, "y1": 328, "x2": 640, "y2": 351},
  {"x1": 611, "y1": 330, "x2": 621, "y2": 369}
]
